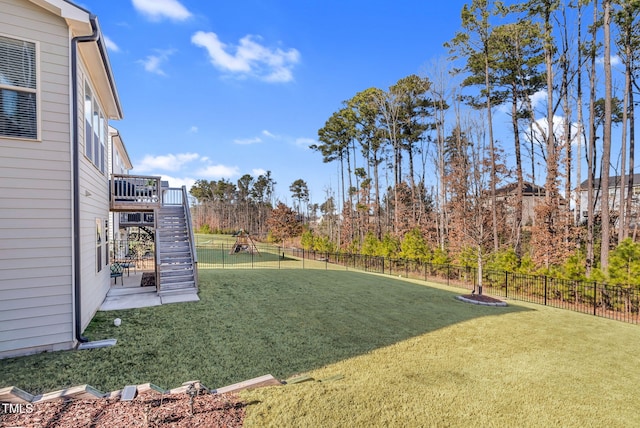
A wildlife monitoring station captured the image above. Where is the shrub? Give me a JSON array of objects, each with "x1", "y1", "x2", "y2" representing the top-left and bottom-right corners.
[
  {"x1": 608, "y1": 238, "x2": 640, "y2": 287},
  {"x1": 399, "y1": 228, "x2": 431, "y2": 262}
]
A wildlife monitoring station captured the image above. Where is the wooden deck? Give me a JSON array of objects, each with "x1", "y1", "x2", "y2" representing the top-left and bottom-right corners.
[{"x1": 110, "y1": 174, "x2": 161, "y2": 212}]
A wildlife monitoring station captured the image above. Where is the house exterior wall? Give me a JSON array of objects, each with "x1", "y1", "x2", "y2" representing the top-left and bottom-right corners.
[
  {"x1": 0, "y1": 0, "x2": 75, "y2": 358},
  {"x1": 76, "y1": 64, "x2": 111, "y2": 332},
  {"x1": 578, "y1": 185, "x2": 640, "y2": 223},
  {"x1": 108, "y1": 127, "x2": 131, "y2": 243},
  {"x1": 0, "y1": 0, "x2": 118, "y2": 358}
]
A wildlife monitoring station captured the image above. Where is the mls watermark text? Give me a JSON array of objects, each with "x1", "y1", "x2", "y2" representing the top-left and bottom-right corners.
[{"x1": 1, "y1": 403, "x2": 35, "y2": 414}]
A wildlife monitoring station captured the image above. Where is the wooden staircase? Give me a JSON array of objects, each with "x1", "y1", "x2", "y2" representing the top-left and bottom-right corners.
[{"x1": 156, "y1": 204, "x2": 197, "y2": 296}]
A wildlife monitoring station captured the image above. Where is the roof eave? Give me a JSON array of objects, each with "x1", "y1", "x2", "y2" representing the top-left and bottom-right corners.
[
  {"x1": 28, "y1": 0, "x2": 123, "y2": 120},
  {"x1": 109, "y1": 126, "x2": 133, "y2": 170}
]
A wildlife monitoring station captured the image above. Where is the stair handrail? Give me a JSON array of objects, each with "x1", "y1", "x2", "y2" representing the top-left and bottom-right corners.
[
  {"x1": 181, "y1": 185, "x2": 198, "y2": 287},
  {"x1": 154, "y1": 225, "x2": 160, "y2": 293}
]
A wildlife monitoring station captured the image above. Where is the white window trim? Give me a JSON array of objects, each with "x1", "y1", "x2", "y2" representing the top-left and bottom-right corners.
[
  {"x1": 83, "y1": 79, "x2": 107, "y2": 175},
  {"x1": 0, "y1": 33, "x2": 41, "y2": 141}
]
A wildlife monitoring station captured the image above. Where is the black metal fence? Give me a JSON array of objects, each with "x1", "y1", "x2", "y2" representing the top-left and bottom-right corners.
[
  {"x1": 110, "y1": 239, "x2": 156, "y2": 270},
  {"x1": 195, "y1": 242, "x2": 640, "y2": 325}
]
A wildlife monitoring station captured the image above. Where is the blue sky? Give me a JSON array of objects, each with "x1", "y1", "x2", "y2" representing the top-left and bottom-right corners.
[{"x1": 79, "y1": 0, "x2": 469, "y2": 204}]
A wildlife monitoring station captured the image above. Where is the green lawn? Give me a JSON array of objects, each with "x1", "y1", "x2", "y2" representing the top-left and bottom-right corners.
[{"x1": 1, "y1": 268, "x2": 639, "y2": 426}]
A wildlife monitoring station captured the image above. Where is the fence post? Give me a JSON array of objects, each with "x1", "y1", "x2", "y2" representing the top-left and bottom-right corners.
[
  {"x1": 594, "y1": 281, "x2": 597, "y2": 316},
  {"x1": 278, "y1": 246, "x2": 281, "y2": 269},
  {"x1": 544, "y1": 276, "x2": 547, "y2": 306},
  {"x1": 447, "y1": 265, "x2": 450, "y2": 287},
  {"x1": 326, "y1": 252, "x2": 328, "y2": 270},
  {"x1": 302, "y1": 249, "x2": 305, "y2": 269},
  {"x1": 505, "y1": 271, "x2": 508, "y2": 299},
  {"x1": 382, "y1": 257, "x2": 384, "y2": 275}
]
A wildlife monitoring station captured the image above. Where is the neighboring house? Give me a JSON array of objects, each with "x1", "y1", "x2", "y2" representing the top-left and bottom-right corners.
[
  {"x1": 0, "y1": 0, "x2": 124, "y2": 358},
  {"x1": 577, "y1": 174, "x2": 640, "y2": 226},
  {"x1": 495, "y1": 181, "x2": 565, "y2": 227}
]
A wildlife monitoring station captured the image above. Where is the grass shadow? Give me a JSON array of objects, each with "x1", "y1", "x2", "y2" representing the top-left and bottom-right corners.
[{"x1": 0, "y1": 269, "x2": 530, "y2": 394}]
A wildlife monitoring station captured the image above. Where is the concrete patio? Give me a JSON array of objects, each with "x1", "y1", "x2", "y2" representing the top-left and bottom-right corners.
[{"x1": 99, "y1": 270, "x2": 199, "y2": 311}]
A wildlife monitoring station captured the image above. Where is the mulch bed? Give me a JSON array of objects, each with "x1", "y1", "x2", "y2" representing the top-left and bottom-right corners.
[
  {"x1": 460, "y1": 293, "x2": 505, "y2": 304},
  {"x1": 141, "y1": 272, "x2": 155, "y2": 287},
  {"x1": 0, "y1": 391, "x2": 246, "y2": 427}
]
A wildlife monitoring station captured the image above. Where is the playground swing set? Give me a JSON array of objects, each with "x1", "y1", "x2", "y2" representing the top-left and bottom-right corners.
[{"x1": 229, "y1": 229, "x2": 260, "y2": 255}]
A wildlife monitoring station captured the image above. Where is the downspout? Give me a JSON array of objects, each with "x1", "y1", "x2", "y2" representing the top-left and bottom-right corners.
[{"x1": 71, "y1": 16, "x2": 99, "y2": 344}]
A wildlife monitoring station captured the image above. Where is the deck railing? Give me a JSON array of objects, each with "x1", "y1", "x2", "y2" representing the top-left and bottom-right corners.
[
  {"x1": 182, "y1": 186, "x2": 198, "y2": 287},
  {"x1": 118, "y1": 212, "x2": 155, "y2": 226},
  {"x1": 110, "y1": 174, "x2": 161, "y2": 211}
]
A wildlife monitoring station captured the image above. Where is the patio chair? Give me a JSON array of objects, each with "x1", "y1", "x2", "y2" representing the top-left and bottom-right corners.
[
  {"x1": 110, "y1": 262, "x2": 124, "y2": 285},
  {"x1": 118, "y1": 259, "x2": 136, "y2": 276}
]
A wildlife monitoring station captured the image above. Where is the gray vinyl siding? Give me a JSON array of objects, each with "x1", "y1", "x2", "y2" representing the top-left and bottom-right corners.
[
  {"x1": 0, "y1": 0, "x2": 74, "y2": 357},
  {"x1": 77, "y1": 64, "x2": 111, "y2": 331}
]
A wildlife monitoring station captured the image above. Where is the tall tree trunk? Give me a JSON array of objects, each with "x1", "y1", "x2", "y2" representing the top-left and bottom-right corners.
[
  {"x1": 511, "y1": 83, "x2": 524, "y2": 258},
  {"x1": 586, "y1": 0, "x2": 598, "y2": 277},
  {"x1": 560, "y1": 6, "x2": 573, "y2": 241},
  {"x1": 575, "y1": 2, "x2": 584, "y2": 228},
  {"x1": 600, "y1": 0, "x2": 612, "y2": 271},
  {"x1": 485, "y1": 51, "x2": 500, "y2": 252},
  {"x1": 619, "y1": 53, "x2": 630, "y2": 243},
  {"x1": 625, "y1": 82, "x2": 636, "y2": 241},
  {"x1": 543, "y1": 2, "x2": 558, "y2": 269}
]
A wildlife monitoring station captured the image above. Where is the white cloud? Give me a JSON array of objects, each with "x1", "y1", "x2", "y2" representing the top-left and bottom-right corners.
[
  {"x1": 529, "y1": 90, "x2": 547, "y2": 111},
  {"x1": 103, "y1": 35, "x2": 120, "y2": 52},
  {"x1": 138, "y1": 49, "x2": 175, "y2": 76},
  {"x1": 234, "y1": 137, "x2": 262, "y2": 145},
  {"x1": 252, "y1": 168, "x2": 267, "y2": 176},
  {"x1": 295, "y1": 137, "x2": 316, "y2": 148},
  {"x1": 188, "y1": 126, "x2": 199, "y2": 134},
  {"x1": 135, "y1": 152, "x2": 200, "y2": 172},
  {"x1": 596, "y1": 55, "x2": 622, "y2": 67},
  {"x1": 262, "y1": 130, "x2": 277, "y2": 138},
  {"x1": 196, "y1": 164, "x2": 240, "y2": 179},
  {"x1": 526, "y1": 115, "x2": 582, "y2": 146},
  {"x1": 160, "y1": 175, "x2": 196, "y2": 190},
  {"x1": 132, "y1": 0, "x2": 192, "y2": 21},
  {"x1": 191, "y1": 31, "x2": 300, "y2": 83}
]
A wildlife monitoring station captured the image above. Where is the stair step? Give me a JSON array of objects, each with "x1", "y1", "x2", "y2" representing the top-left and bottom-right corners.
[
  {"x1": 160, "y1": 277, "x2": 195, "y2": 290},
  {"x1": 159, "y1": 239, "x2": 190, "y2": 244},
  {"x1": 159, "y1": 252, "x2": 191, "y2": 258},
  {"x1": 159, "y1": 234, "x2": 189, "y2": 238},
  {"x1": 160, "y1": 259, "x2": 193, "y2": 265},
  {"x1": 161, "y1": 264, "x2": 193, "y2": 270},
  {"x1": 160, "y1": 282, "x2": 196, "y2": 291},
  {"x1": 160, "y1": 249, "x2": 191, "y2": 254},
  {"x1": 157, "y1": 202, "x2": 197, "y2": 294},
  {"x1": 160, "y1": 251, "x2": 191, "y2": 256},
  {"x1": 159, "y1": 256, "x2": 193, "y2": 262},
  {"x1": 159, "y1": 286, "x2": 197, "y2": 296},
  {"x1": 159, "y1": 245, "x2": 190, "y2": 251},
  {"x1": 160, "y1": 266, "x2": 194, "y2": 273}
]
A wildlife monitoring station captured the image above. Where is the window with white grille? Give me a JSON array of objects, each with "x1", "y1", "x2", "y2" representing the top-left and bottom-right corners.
[
  {"x1": 84, "y1": 81, "x2": 106, "y2": 174},
  {"x1": 0, "y1": 35, "x2": 38, "y2": 139}
]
